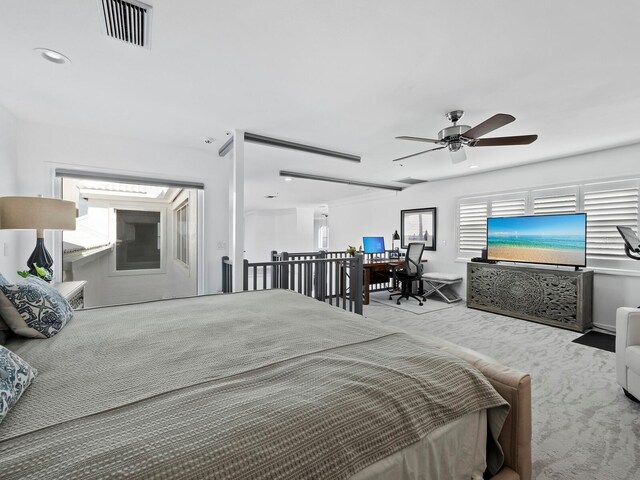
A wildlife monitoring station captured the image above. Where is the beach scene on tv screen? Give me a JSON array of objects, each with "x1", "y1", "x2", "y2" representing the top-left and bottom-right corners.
[{"x1": 487, "y1": 215, "x2": 586, "y2": 266}]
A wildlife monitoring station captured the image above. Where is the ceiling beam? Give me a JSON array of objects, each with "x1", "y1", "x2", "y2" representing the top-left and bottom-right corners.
[
  {"x1": 279, "y1": 170, "x2": 403, "y2": 192},
  {"x1": 245, "y1": 132, "x2": 361, "y2": 163},
  {"x1": 218, "y1": 136, "x2": 234, "y2": 157}
]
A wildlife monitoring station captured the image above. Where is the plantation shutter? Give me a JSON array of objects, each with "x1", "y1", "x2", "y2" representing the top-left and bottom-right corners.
[
  {"x1": 490, "y1": 198, "x2": 527, "y2": 217},
  {"x1": 532, "y1": 186, "x2": 578, "y2": 215},
  {"x1": 459, "y1": 202, "x2": 488, "y2": 252},
  {"x1": 583, "y1": 181, "x2": 639, "y2": 258}
]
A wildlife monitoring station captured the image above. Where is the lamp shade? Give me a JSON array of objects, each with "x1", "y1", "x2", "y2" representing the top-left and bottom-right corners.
[
  {"x1": 0, "y1": 197, "x2": 76, "y2": 236},
  {"x1": 393, "y1": 230, "x2": 400, "y2": 240}
]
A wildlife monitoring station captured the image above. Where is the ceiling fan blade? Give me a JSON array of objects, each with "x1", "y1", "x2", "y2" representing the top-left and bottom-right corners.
[
  {"x1": 470, "y1": 134, "x2": 538, "y2": 147},
  {"x1": 395, "y1": 135, "x2": 442, "y2": 144},
  {"x1": 462, "y1": 113, "x2": 515, "y2": 140},
  {"x1": 392, "y1": 146, "x2": 446, "y2": 162},
  {"x1": 450, "y1": 147, "x2": 467, "y2": 164}
]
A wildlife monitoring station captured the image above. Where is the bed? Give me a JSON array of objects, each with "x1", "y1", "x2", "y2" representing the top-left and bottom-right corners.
[{"x1": 0, "y1": 289, "x2": 531, "y2": 480}]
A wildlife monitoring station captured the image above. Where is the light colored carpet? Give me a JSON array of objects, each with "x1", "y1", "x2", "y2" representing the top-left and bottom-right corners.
[
  {"x1": 363, "y1": 300, "x2": 640, "y2": 480},
  {"x1": 368, "y1": 290, "x2": 456, "y2": 314}
]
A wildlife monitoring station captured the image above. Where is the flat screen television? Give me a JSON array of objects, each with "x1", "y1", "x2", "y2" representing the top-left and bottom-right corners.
[
  {"x1": 363, "y1": 236, "x2": 385, "y2": 254},
  {"x1": 486, "y1": 213, "x2": 587, "y2": 267}
]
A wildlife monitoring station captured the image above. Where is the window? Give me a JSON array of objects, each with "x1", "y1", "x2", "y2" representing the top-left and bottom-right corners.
[
  {"x1": 458, "y1": 194, "x2": 526, "y2": 253},
  {"x1": 458, "y1": 202, "x2": 488, "y2": 252},
  {"x1": 456, "y1": 178, "x2": 640, "y2": 265},
  {"x1": 532, "y1": 186, "x2": 578, "y2": 215},
  {"x1": 583, "y1": 181, "x2": 639, "y2": 259},
  {"x1": 115, "y1": 209, "x2": 161, "y2": 271},
  {"x1": 318, "y1": 225, "x2": 328, "y2": 250},
  {"x1": 491, "y1": 197, "x2": 527, "y2": 218},
  {"x1": 175, "y1": 201, "x2": 189, "y2": 266}
]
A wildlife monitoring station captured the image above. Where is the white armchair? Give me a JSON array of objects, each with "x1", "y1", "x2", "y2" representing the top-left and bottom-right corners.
[{"x1": 616, "y1": 307, "x2": 640, "y2": 402}]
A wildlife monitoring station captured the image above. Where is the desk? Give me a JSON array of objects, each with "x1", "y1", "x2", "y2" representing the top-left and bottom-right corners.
[
  {"x1": 340, "y1": 259, "x2": 428, "y2": 305},
  {"x1": 363, "y1": 261, "x2": 403, "y2": 305}
]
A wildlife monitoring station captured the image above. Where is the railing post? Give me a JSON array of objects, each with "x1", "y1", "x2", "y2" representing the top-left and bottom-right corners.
[
  {"x1": 316, "y1": 251, "x2": 327, "y2": 300},
  {"x1": 282, "y1": 252, "x2": 289, "y2": 290},
  {"x1": 271, "y1": 251, "x2": 279, "y2": 288},
  {"x1": 353, "y1": 255, "x2": 364, "y2": 315},
  {"x1": 243, "y1": 259, "x2": 249, "y2": 291},
  {"x1": 221, "y1": 256, "x2": 230, "y2": 293}
]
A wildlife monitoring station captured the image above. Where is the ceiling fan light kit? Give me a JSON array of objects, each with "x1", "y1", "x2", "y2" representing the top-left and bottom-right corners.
[{"x1": 393, "y1": 110, "x2": 538, "y2": 164}]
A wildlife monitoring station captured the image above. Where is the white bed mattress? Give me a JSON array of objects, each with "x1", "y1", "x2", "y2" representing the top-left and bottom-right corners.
[{"x1": 351, "y1": 410, "x2": 488, "y2": 480}]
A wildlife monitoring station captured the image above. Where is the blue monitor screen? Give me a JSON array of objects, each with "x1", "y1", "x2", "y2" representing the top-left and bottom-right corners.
[
  {"x1": 363, "y1": 236, "x2": 385, "y2": 254},
  {"x1": 487, "y1": 213, "x2": 586, "y2": 267}
]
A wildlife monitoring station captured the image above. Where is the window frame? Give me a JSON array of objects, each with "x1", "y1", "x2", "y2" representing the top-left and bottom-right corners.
[
  {"x1": 174, "y1": 200, "x2": 189, "y2": 267},
  {"x1": 456, "y1": 191, "x2": 528, "y2": 257},
  {"x1": 109, "y1": 204, "x2": 166, "y2": 277},
  {"x1": 318, "y1": 224, "x2": 329, "y2": 250}
]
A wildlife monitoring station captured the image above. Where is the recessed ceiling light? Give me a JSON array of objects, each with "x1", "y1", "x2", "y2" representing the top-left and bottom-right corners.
[
  {"x1": 469, "y1": 165, "x2": 479, "y2": 169},
  {"x1": 34, "y1": 48, "x2": 71, "y2": 65},
  {"x1": 284, "y1": 177, "x2": 293, "y2": 182}
]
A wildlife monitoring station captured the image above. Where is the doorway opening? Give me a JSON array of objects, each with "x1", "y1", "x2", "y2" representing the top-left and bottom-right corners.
[{"x1": 61, "y1": 176, "x2": 199, "y2": 307}]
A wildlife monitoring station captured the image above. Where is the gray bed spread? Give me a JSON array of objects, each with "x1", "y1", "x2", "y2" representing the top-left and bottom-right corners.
[{"x1": 0, "y1": 290, "x2": 509, "y2": 479}]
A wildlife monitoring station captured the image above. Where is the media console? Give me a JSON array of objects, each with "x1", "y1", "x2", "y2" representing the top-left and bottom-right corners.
[{"x1": 467, "y1": 262, "x2": 593, "y2": 332}]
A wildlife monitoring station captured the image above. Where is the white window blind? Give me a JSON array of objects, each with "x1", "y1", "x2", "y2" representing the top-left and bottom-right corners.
[
  {"x1": 459, "y1": 202, "x2": 488, "y2": 252},
  {"x1": 491, "y1": 198, "x2": 526, "y2": 217},
  {"x1": 533, "y1": 194, "x2": 577, "y2": 215},
  {"x1": 584, "y1": 185, "x2": 639, "y2": 258}
]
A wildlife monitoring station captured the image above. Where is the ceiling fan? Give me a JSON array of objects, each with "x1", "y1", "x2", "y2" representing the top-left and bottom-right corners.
[{"x1": 393, "y1": 110, "x2": 538, "y2": 164}]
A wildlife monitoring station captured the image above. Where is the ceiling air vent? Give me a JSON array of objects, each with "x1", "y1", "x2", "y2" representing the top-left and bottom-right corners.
[{"x1": 99, "y1": 0, "x2": 152, "y2": 48}]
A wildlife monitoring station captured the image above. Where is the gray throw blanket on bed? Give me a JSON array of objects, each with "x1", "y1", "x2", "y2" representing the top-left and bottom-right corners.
[{"x1": 0, "y1": 290, "x2": 509, "y2": 479}]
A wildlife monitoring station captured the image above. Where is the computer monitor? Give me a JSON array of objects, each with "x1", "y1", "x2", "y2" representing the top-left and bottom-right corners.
[
  {"x1": 617, "y1": 226, "x2": 640, "y2": 253},
  {"x1": 363, "y1": 236, "x2": 385, "y2": 254}
]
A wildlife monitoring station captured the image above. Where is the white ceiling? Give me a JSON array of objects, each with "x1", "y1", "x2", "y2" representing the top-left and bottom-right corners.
[{"x1": 2, "y1": 1, "x2": 640, "y2": 212}]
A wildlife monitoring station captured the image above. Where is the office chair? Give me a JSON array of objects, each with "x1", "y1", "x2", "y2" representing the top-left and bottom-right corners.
[{"x1": 389, "y1": 242, "x2": 425, "y2": 306}]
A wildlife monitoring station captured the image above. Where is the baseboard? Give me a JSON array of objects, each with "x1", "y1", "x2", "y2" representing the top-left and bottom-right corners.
[{"x1": 593, "y1": 323, "x2": 615, "y2": 334}]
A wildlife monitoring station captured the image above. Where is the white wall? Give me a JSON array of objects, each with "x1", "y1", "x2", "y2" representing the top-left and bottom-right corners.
[
  {"x1": 245, "y1": 208, "x2": 316, "y2": 262},
  {"x1": 329, "y1": 143, "x2": 640, "y2": 331},
  {"x1": 15, "y1": 120, "x2": 231, "y2": 293},
  {"x1": 0, "y1": 106, "x2": 19, "y2": 280}
]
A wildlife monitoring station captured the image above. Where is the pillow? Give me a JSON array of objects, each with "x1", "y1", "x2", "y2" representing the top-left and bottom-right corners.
[
  {"x1": 0, "y1": 273, "x2": 10, "y2": 343},
  {"x1": 0, "y1": 345, "x2": 37, "y2": 424},
  {"x1": 0, "y1": 278, "x2": 74, "y2": 339}
]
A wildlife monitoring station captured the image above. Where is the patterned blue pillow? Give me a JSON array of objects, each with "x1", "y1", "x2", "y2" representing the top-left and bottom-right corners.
[
  {"x1": 0, "y1": 345, "x2": 37, "y2": 424},
  {"x1": 0, "y1": 274, "x2": 10, "y2": 344},
  {"x1": 0, "y1": 279, "x2": 73, "y2": 339}
]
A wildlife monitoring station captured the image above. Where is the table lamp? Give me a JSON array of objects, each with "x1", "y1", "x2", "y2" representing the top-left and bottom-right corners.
[
  {"x1": 392, "y1": 230, "x2": 400, "y2": 251},
  {"x1": 0, "y1": 196, "x2": 76, "y2": 278}
]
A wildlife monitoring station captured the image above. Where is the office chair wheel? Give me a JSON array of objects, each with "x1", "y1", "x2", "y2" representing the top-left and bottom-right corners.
[
  {"x1": 418, "y1": 302, "x2": 423, "y2": 306},
  {"x1": 396, "y1": 300, "x2": 401, "y2": 305},
  {"x1": 389, "y1": 295, "x2": 393, "y2": 300}
]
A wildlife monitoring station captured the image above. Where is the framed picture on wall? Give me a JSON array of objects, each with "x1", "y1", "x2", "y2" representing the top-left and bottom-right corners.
[{"x1": 400, "y1": 207, "x2": 437, "y2": 250}]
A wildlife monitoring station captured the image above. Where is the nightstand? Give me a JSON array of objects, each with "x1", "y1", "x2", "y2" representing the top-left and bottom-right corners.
[{"x1": 54, "y1": 281, "x2": 87, "y2": 309}]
